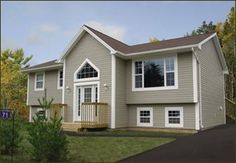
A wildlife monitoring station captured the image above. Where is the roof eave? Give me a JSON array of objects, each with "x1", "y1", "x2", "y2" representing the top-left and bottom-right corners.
[
  {"x1": 22, "y1": 64, "x2": 63, "y2": 73},
  {"x1": 113, "y1": 44, "x2": 199, "y2": 59}
]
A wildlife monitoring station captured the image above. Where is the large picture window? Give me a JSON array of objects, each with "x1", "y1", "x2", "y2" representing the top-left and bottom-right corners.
[{"x1": 133, "y1": 56, "x2": 177, "y2": 90}]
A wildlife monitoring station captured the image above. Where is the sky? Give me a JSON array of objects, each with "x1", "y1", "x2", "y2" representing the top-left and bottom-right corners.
[{"x1": 1, "y1": 1, "x2": 234, "y2": 65}]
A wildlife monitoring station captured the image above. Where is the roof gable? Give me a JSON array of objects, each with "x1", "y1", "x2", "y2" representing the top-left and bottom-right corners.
[{"x1": 24, "y1": 25, "x2": 227, "y2": 73}]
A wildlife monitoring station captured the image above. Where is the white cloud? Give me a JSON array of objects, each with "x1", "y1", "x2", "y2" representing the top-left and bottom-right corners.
[
  {"x1": 84, "y1": 21, "x2": 127, "y2": 41},
  {"x1": 26, "y1": 23, "x2": 59, "y2": 44},
  {"x1": 39, "y1": 24, "x2": 59, "y2": 33},
  {"x1": 27, "y1": 32, "x2": 42, "y2": 44}
]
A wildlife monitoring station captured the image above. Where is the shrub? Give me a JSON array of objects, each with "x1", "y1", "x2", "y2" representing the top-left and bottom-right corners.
[
  {"x1": 28, "y1": 113, "x2": 68, "y2": 162},
  {"x1": 0, "y1": 111, "x2": 22, "y2": 155},
  {"x1": 28, "y1": 90, "x2": 68, "y2": 162}
]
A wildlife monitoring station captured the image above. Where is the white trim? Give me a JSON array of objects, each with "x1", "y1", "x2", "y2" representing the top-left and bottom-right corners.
[
  {"x1": 73, "y1": 81, "x2": 100, "y2": 122},
  {"x1": 198, "y1": 33, "x2": 217, "y2": 49},
  {"x1": 73, "y1": 58, "x2": 100, "y2": 82},
  {"x1": 137, "y1": 107, "x2": 153, "y2": 127},
  {"x1": 62, "y1": 59, "x2": 66, "y2": 104},
  {"x1": 83, "y1": 26, "x2": 116, "y2": 53},
  {"x1": 111, "y1": 54, "x2": 116, "y2": 129},
  {"x1": 195, "y1": 103, "x2": 200, "y2": 130},
  {"x1": 165, "y1": 107, "x2": 183, "y2": 128},
  {"x1": 27, "y1": 74, "x2": 29, "y2": 105},
  {"x1": 29, "y1": 106, "x2": 32, "y2": 122},
  {"x1": 59, "y1": 26, "x2": 116, "y2": 61},
  {"x1": 213, "y1": 36, "x2": 229, "y2": 74},
  {"x1": 57, "y1": 69, "x2": 63, "y2": 89},
  {"x1": 22, "y1": 64, "x2": 63, "y2": 72},
  {"x1": 36, "y1": 108, "x2": 48, "y2": 118},
  {"x1": 34, "y1": 72, "x2": 45, "y2": 91},
  {"x1": 125, "y1": 44, "x2": 199, "y2": 57},
  {"x1": 192, "y1": 53, "x2": 198, "y2": 102},
  {"x1": 132, "y1": 54, "x2": 178, "y2": 91}
]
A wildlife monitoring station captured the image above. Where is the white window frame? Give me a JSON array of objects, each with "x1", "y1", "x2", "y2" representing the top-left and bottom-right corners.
[
  {"x1": 34, "y1": 72, "x2": 45, "y2": 91},
  {"x1": 165, "y1": 107, "x2": 183, "y2": 128},
  {"x1": 74, "y1": 58, "x2": 100, "y2": 82},
  {"x1": 57, "y1": 69, "x2": 63, "y2": 89},
  {"x1": 137, "y1": 107, "x2": 153, "y2": 127},
  {"x1": 36, "y1": 108, "x2": 48, "y2": 118},
  {"x1": 132, "y1": 54, "x2": 178, "y2": 91},
  {"x1": 73, "y1": 81, "x2": 100, "y2": 122}
]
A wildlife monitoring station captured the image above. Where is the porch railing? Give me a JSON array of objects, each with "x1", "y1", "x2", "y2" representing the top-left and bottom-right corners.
[
  {"x1": 225, "y1": 98, "x2": 236, "y2": 121},
  {"x1": 50, "y1": 103, "x2": 67, "y2": 120},
  {"x1": 80, "y1": 102, "x2": 108, "y2": 128}
]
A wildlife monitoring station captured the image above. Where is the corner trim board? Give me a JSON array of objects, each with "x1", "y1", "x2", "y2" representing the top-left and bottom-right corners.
[{"x1": 111, "y1": 54, "x2": 116, "y2": 129}]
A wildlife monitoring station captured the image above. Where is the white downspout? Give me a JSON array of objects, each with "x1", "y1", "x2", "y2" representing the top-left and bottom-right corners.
[{"x1": 192, "y1": 47, "x2": 203, "y2": 130}]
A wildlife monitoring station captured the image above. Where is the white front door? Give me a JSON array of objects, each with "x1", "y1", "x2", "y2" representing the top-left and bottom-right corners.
[{"x1": 75, "y1": 85, "x2": 98, "y2": 121}]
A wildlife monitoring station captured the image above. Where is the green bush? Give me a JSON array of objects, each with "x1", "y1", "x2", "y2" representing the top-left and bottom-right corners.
[
  {"x1": 0, "y1": 112, "x2": 22, "y2": 155},
  {"x1": 28, "y1": 113, "x2": 68, "y2": 162}
]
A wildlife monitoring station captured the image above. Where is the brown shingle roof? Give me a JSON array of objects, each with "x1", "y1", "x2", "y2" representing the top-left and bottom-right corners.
[
  {"x1": 84, "y1": 25, "x2": 130, "y2": 53},
  {"x1": 85, "y1": 25, "x2": 214, "y2": 54},
  {"x1": 25, "y1": 59, "x2": 62, "y2": 70},
  {"x1": 25, "y1": 26, "x2": 214, "y2": 70}
]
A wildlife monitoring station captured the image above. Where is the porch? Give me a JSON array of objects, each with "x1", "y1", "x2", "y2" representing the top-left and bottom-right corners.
[{"x1": 50, "y1": 102, "x2": 109, "y2": 132}]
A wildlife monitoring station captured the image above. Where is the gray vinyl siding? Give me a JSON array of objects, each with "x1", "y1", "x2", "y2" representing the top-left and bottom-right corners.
[
  {"x1": 115, "y1": 57, "x2": 128, "y2": 128},
  {"x1": 198, "y1": 40, "x2": 225, "y2": 128},
  {"x1": 126, "y1": 52, "x2": 194, "y2": 104},
  {"x1": 28, "y1": 70, "x2": 62, "y2": 105},
  {"x1": 128, "y1": 104, "x2": 195, "y2": 129},
  {"x1": 64, "y1": 33, "x2": 112, "y2": 123}
]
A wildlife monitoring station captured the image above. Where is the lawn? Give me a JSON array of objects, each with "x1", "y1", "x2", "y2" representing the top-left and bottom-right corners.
[
  {"x1": 0, "y1": 125, "x2": 175, "y2": 163},
  {"x1": 68, "y1": 136, "x2": 174, "y2": 162}
]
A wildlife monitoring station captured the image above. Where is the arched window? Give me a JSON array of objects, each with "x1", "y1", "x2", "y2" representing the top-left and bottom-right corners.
[
  {"x1": 77, "y1": 63, "x2": 98, "y2": 79},
  {"x1": 74, "y1": 59, "x2": 99, "y2": 81}
]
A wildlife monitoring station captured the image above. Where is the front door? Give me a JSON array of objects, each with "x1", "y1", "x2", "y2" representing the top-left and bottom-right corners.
[{"x1": 75, "y1": 85, "x2": 98, "y2": 121}]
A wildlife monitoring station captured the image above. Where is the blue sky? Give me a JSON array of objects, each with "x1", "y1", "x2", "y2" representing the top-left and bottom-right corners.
[{"x1": 1, "y1": 1, "x2": 234, "y2": 65}]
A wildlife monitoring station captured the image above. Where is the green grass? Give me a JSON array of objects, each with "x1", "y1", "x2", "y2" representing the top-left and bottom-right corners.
[
  {"x1": 70, "y1": 129, "x2": 193, "y2": 137},
  {"x1": 0, "y1": 127, "x2": 175, "y2": 163},
  {"x1": 68, "y1": 136, "x2": 174, "y2": 162}
]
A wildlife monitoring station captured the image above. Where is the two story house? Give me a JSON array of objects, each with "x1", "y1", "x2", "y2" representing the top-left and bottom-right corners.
[{"x1": 23, "y1": 25, "x2": 228, "y2": 131}]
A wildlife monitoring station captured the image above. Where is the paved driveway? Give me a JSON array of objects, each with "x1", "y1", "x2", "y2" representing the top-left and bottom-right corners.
[{"x1": 120, "y1": 124, "x2": 236, "y2": 163}]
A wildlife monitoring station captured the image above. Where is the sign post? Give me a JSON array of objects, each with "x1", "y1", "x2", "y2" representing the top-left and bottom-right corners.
[{"x1": 0, "y1": 109, "x2": 14, "y2": 161}]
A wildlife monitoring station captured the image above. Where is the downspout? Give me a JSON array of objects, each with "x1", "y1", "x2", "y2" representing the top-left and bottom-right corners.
[{"x1": 192, "y1": 47, "x2": 203, "y2": 129}]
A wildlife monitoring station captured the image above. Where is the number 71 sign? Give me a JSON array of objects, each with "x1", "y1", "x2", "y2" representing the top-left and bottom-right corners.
[{"x1": 0, "y1": 110, "x2": 12, "y2": 119}]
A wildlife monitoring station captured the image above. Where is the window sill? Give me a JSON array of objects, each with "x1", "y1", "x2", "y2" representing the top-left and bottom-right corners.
[
  {"x1": 34, "y1": 88, "x2": 44, "y2": 91},
  {"x1": 137, "y1": 123, "x2": 153, "y2": 127},
  {"x1": 74, "y1": 77, "x2": 99, "y2": 83},
  {"x1": 132, "y1": 85, "x2": 178, "y2": 92}
]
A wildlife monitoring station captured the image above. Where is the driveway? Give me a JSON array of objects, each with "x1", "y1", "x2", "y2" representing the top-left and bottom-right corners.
[{"x1": 120, "y1": 124, "x2": 236, "y2": 163}]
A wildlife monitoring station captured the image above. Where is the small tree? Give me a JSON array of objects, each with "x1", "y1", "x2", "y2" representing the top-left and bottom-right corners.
[
  {"x1": 28, "y1": 89, "x2": 68, "y2": 161},
  {"x1": 0, "y1": 110, "x2": 22, "y2": 155}
]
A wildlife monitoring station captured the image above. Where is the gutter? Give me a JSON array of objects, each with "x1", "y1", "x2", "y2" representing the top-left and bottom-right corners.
[
  {"x1": 192, "y1": 47, "x2": 203, "y2": 129},
  {"x1": 22, "y1": 64, "x2": 63, "y2": 72}
]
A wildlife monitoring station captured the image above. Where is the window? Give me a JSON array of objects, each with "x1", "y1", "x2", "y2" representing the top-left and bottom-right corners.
[
  {"x1": 77, "y1": 63, "x2": 98, "y2": 79},
  {"x1": 165, "y1": 107, "x2": 183, "y2": 128},
  {"x1": 74, "y1": 59, "x2": 100, "y2": 82},
  {"x1": 137, "y1": 107, "x2": 153, "y2": 127},
  {"x1": 133, "y1": 56, "x2": 177, "y2": 90},
  {"x1": 35, "y1": 72, "x2": 44, "y2": 91},
  {"x1": 36, "y1": 108, "x2": 47, "y2": 120},
  {"x1": 58, "y1": 70, "x2": 63, "y2": 89}
]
